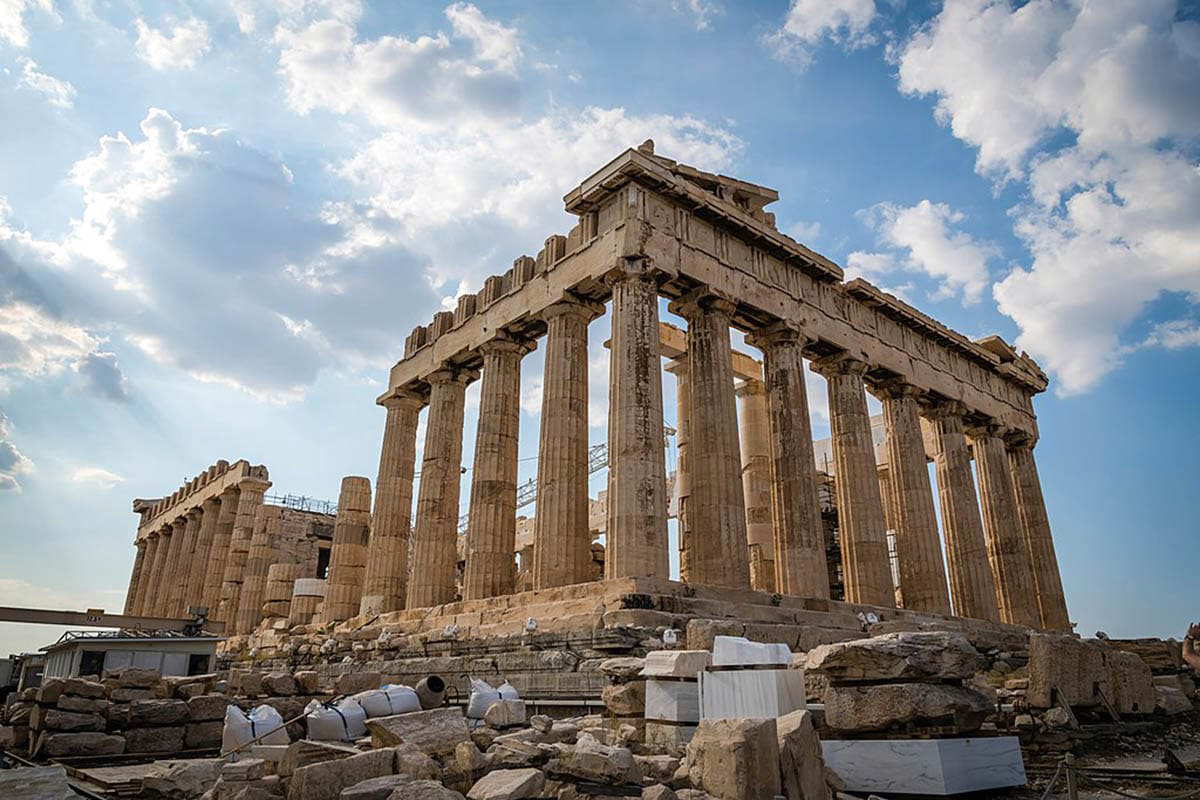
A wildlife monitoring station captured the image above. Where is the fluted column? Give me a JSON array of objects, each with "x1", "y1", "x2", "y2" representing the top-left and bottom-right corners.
[
  {"x1": 532, "y1": 298, "x2": 601, "y2": 589},
  {"x1": 200, "y1": 487, "x2": 239, "y2": 617},
  {"x1": 360, "y1": 391, "x2": 425, "y2": 616},
  {"x1": 747, "y1": 323, "x2": 829, "y2": 598},
  {"x1": 464, "y1": 334, "x2": 535, "y2": 600},
  {"x1": 925, "y1": 402, "x2": 998, "y2": 622},
  {"x1": 668, "y1": 291, "x2": 749, "y2": 589},
  {"x1": 1008, "y1": 437, "x2": 1070, "y2": 631},
  {"x1": 736, "y1": 379, "x2": 775, "y2": 592},
  {"x1": 407, "y1": 368, "x2": 474, "y2": 608},
  {"x1": 136, "y1": 531, "x2": 166, "y2": 615},
  {"x1": 604, "y1": 261, "x2": 669, "y2": 579},
  {"x1": 323, "y1": 477, "x2": 372, "y2": 623},
  {"x1": 877, "y1": 382, "x2": 952, "y2": 614},
  {"x1": 158, "y1": 518, "x2": 189, "y2": 617},
  {"x1": 185, "y1": 498, "x2": 221, "y2": 614},
  {"x1": 664, "y1": 358, "x2": 693, "y2": 583},
  {"x1": 124, "y1": 540, "x2": 148, "y2": 615},
  {"x1": 968, "y1": 425, "x2": 1039, "y2": 627},
  {"x1": 218, "y1": 477, "x2": 271, "y2": 628},
  {"x1": 170, "y1": 510, "x2": 203, "y2": 617},
  {"x1": 237, "y1": 505, "x2": 281, "y2": 634},
  {"x1": 811, "y1": 355, "x2": 894, "y2": 607}
]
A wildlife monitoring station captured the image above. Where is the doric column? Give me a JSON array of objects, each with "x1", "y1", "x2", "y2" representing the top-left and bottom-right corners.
[
  {"x1": 669, "y1": 290, "x2": 749, "y2": 589},
  {"x1": 170, "y1": 510, "x2": 203, "y2": 617},
  {"x1": 185, "y1": 498, "x2": 221, "y2": 614},
  {"x1": 237, "y1": 505, "x2": 281, "y2": 634},
  {"x1": 736, "y1": 379, "x2": 775, "y2": 593},
  {"x1": 811, "y1": 355, "x2": 894, "y2": 607},
  {"x1": 323, "y1": 476, "x2": 372, "y2": 623},
  {"x1": 218, "y1": 476, "x2": 271, "y2": 628},
  {"x1": 289, "y1": 579, "x2": 326, "y2": 627},
  {"x1": 360, "y1": 390, "x2": 425, "y2": 616},
  {"x1": 463, "y1": 334, "x2": 535, "y2": 600},
  {"x1": 158, "y1": 518, "x2": 189, "y2": 617},
  {"x1": 532, "y1": 298, "x2": 601, "y2": 590},
  {"x1": 200, "y1": 487, "x2": 239, "y2": 618},
  {"x1": 123, "y1": 539, "x2": 148, "y2": 615},
  {"x1": 137, "y1": 530, "x2": 167, "y2": 615},
  {"x1": 876, "y1": 381, "x2": 951, "y2": 614},
  {"x1": 746, "y1": 323, "x2": 829, "y2": 599},
  {"x1": 604, "y1": 261, "x2": 669, "y2": 579},
  {"x1": 924, "y1": 401, "x2": 998, "y2": 622},
  {"x1": 1007, "y1": 436, "x2": 1070, "y2": 631},
  {"x1": 407, "y1": 368, "x2": 474, "y2": 608},
  {"x1": 263, "y1": 562, "x2": 304, "y2": 620},
  {"x1": 664, "y1": 358, "x2": 693, "y2": 583},
  {"x1": 967, "y1": 424, "x2": 1039, "y2": 627}
]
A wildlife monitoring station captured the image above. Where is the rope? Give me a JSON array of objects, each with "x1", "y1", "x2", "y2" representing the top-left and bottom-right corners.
[{"x1": 1038, "y1": 762, "x2": 1064, "y2": 800}]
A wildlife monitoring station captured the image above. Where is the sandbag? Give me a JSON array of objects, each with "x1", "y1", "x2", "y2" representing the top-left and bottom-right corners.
[
  {"x1": 221, "y1": 704, "x2": 290, "y2": 753},
  {"x1": 467, "y1": 678, "x2": 502, "y2": 719},
  {"x1": 498, "y1": 681, "x2": 520, "y2": 701},
  {"x1": 354, "y1": 685, "x2": 421, "y2": 718},
  {"x1": 303, "y1": 698, "x2": 368, "y2": 741}
]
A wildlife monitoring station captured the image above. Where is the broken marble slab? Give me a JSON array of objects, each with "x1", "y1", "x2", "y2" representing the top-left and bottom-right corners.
[{"x1": 820, "y1": 737, "x2": 1026, "y2": 795}]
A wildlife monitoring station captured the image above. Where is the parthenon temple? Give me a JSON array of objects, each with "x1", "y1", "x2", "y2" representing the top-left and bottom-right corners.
[{"x1": 123, "y1": 142, "x2": 1070, "y2": 653}]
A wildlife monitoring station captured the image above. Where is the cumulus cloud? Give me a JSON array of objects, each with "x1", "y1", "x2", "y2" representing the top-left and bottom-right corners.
[
  {"x1": 134, "y1": 17, "x2": 211, "y2": 70},
  {"x1": 0, "y1": 0, "x2": 55, "y2": 47},
  {"x1": 70, "y1": 466, "x2": 126, "y2": 488},
  {"x1": 17, "y1": 57, "x2": 75, "y2": 108},
  {"x1": 1139, "y1": 320, "x2": 1200, "y2": 352},
  {"x1": 0, "y1": 410, "x2": 32, "y2": 492},
  {"x1": 75, "y1": 351, "x2": 131, "y2": 402},
  {"x1": 786, "y1": 220, "x2": 821, "y2": 242},
  {"x1": 765, "y1": 0, "x2": 877, "y2": 68},
  {"x1": 896, "y1": 0, "x2": 1200, "y2": 394}
]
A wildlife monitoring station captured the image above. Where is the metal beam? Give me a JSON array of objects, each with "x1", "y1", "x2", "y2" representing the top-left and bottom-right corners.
[{"x1": 0, "y1": 606, "x2": 225, "y2": 635}]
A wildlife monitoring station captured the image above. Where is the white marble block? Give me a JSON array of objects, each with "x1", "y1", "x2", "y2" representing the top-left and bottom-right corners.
[
  {"x1": 699, "y1": 669, "x2": 806, "y2": 720},
  {"x1": 642, "y1": 650, "x2": 711, "y2": 678},
  {"x1": 821, "y1": 737, "x2": 1026, "y2": 795},
  {"x1": 646, "y1": 680, "x2": 700, "y2": 722},
  {"x1": 711, "y1": 635, "x2": 792, "y2": 667}
]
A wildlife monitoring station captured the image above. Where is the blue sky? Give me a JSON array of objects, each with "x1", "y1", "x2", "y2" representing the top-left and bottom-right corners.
[{"x1": 1, "y1": 0, "x2": 1197, "y2": 654}]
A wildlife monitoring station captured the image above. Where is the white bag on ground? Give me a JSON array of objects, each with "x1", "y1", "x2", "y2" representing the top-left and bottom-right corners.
[
  {"x1": 466, "y1": 678, "x2": 502, "y2": 719},
  {"x1": 497, "y1": 681, "x2": 520, "y2": 701},
  {"x1": 222, "y1": 704, "x2": 290, "y2": 753},
  {"x1": 354, "y1": 684, "x2": 421, "y2": 718},
  {"x1": 304, "y1": 698, "x2": 368, "y2": 741}
]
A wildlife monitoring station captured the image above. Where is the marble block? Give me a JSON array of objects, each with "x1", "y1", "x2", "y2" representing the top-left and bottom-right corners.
[
  {"x1": 821, "y1": 737, "x2": 1026, "y2": 795},
  {"x1": 645, "y1": 721, "x2": 697, "y2": 750},
  {"x1": 699, "y1": 669, "x2": 805, "y2": 720},
  {"x1": 646, "y1": 680, "x2": 700, "y2": 723},
  {"x1": 711, "y1": 635, "x2": 792, "y2": 667},
  {"x1": 642, "y1": 650, "x2": 711, "y2": 678}
]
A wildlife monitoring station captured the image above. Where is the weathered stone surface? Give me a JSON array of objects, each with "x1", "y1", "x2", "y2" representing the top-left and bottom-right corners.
[
  {"x1": 0, "y1": 725, "x2": 24, "y2": 748},
  {"x1": 598, "y1": 658, "x2": 646, "y2": 680},
  {"x1": 36, "y1": 678, "x2": 67, "y2": 704},
  {"x1": 553, "y1": 733, "x2": 637, "y2": 784},
  {"x1": 1105, "y1": 650, "x2": 1155, "y2": 714},
  {"x1": 645, "y1": 722, "x2": 697, "y2": 754},
  {"x1": 295, "y1": 671, "x2": 322, "y2": 694},
  {"x1": 686, "y1": 718, "x2": 781, "y2": 800},
  {"x1": 643, "y1": 786, "x2": 678, "y2": 800},
  {"x1": 529, "y1": 715, "x2": 552, "y2": 734},
  {"x1": 188, "y1": 694, "x2": 232, "y2": 721},
  {"x1": 805, "y1": 632, "x2": 977, "y2": 682},
  {"x1": 336, "y1": 672, "x2": 383, "y2": 695},
  {"x1": 1156, "y1": 686, "x2": 1194, "y2": 715},
  {"x1": 342, "y1": 775, "x2": 413, "y2": 800},
  {"x1": 38, "y1": 731, "x2": 125, "y2": 757},
  {"x1": 642, "y1": 651, "x2": 711, "y2": 679},
  {"x1": 487, "y1": 738, "x2": 545, "y2": 769},
  {"x1": 635, "y1": 755, "x2": 681, "y2": 784},
  {"x1": 223, "y1": 758, "x2": 269, "y2": 781},
  {"x1": 823, "y1": 684, "x2": 992, "y2": 733},
  {"x1": 125, "y1": 725, "x2": 186, "y2": 754},
  {"x1": 290, "y1": 748, "x2": 394, "y2": 800},
  {"x1": 483, "y1": 700, "x2": 526, "y2": 729},
  {"x1": 105, "y1": 666, "x2": 161, "y2": 688},
  {"x1": 57, "y1": 694, "x2": 104, "y2": 713},
  {"x1": 387, "y1": 779, "x2": 466, "y2": 800},
  {"x1": 776, "y1": 710, "x2": 829, "y2": 800},
  {"x1": 394, "y1": 743, "x2": 442, "y2": 780},
  {"x1": 0, "y1": 764, "x2": 75, "y2": 800},
  {"x1": 263, "y1": 672, "x2": 299, "y2": 697},
  {"x1": 467, "y1": 768, "x2": 546, "y2": 800},
  {"x1": 129, "y1": 699, "x2": 190, "y2": 726},
  {"x1": 186, "y1": 720, "x2": 224, "y2": 749},
  {"x1": 279, "y1": 739, "x2": 360, "y2": 778},
  {"x1": 229, "y1": 671, "x2": 265, "y2": 697},
  {"x1": 602, "y1": 681, "x2": 646, "y2": 716},
  {"x1": 62, "y1": 677, "x2": 107, "y2": 698},
  {"x1": 366, "y1": 708, "x2": 469, "y2": 755},
  {"x1": 141, "y1": 758, "x2": 222, "y2": 799},
  {"x1": 456, "y1": 741, "x2": 489, "y2": 774},
  {"x1": 31, "y1": 706, "x2": 104, "y2": 732},
  {"x1": 113, "y1": 687, "x2": 157, "y2": 702}
]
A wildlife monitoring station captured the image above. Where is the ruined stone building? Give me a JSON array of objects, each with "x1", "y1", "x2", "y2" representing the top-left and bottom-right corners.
[{"x1": 122, "y1": 142, "x2": 1070, "y2": 645}]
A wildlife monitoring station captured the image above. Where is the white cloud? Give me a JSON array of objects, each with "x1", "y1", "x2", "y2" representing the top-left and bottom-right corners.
[
  {"x1": 896, "y1": 0, "x2": 1200, "y2": 394},
  {"x1": 765, "y1": 0, "x2": 877, "y2": 68},
  {"x1": 0, "y1": 409, "x2": 32, "y2": 492},
  {"x1": 17, "y1": 57, "x2": 75, "y2": 108},
  {"x1": 70, "y1": 466, "x2": 126, "y2": 488},
  {"x1": 134, "y1": 17, "x2": 211, "y2": 70},
  {"x1": 0, "y1": 0, "x2": 55, "y2": 47},
  {"x1": 1140, "y1": 320, "x2": 1200, "y2": 351},
  {"x1": 444, "y1": 1, "x2": 521, "y2": 71},
  {"x1": 669, "y1": 0, "x2": 723, "y2": 31},
  {"x1": 786, "y1": 220, "x2": 821, "y2": 242}
]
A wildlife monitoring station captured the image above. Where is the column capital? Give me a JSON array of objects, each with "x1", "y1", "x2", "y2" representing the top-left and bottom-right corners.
[
  {"x1": 667, "y1": 286, "x2": 736, "y2": 321},
  {"x1": 379, "y1": 388, "x2": 426, "y2": 412},
  {"x1": 186, "y1": 507, "x2": 203, "y2": 520},
  {"x1": 237, "y1": 476, "x2": 272, "y2": 494},
  {"x1": 542, "y1": 295, "x2": 605, "y2": 323},
  {"x1": 809, "y1": 352, "x2": 869, "y2": 379},
  {"x1": 478, "y1": 331, "x2": 537, "y2": 358},
  {"x1": 1004, "y1": 429, "x2": 1038, "y2": 450},
  {"x1": 663, "y1": 357, "x2": 689, "y2": 376},
  {"x1": 744, "y1": 319, "x2": 813, "y2": 350},
  {"x1": 871, "y1": 378, "x2": 925, "y2": 401},
  {"x1": 601, "y1": 258, "x2": 666, "y2": 288},
  {"x1": 426, "y1": 365, "x2": 479, "y2": 387},
  {"x1": 201, "y1": 496, "x2": 221, "y2": 512},
  {"x1": 734, "y1": 378, "x2": 766, "y2": 398},
  {"x1": 920, "y1": 397, "x2": 969, "y2": 420},
  {"x1": 964, "y1": 421, "x2": 1009, "y2": 440}
]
